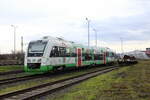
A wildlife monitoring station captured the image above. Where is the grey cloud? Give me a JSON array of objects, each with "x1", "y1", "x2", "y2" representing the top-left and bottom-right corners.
[{"x1": 89, "y1": 10, "x2": 150, "y2": 43}]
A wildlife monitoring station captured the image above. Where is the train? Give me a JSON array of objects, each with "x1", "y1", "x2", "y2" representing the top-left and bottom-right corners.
[
  {"x1": 24, "y1": 36, "x2": 117, "y2": 74},
  {"x1": 118, "y1": 55, "x2": 138, "y2": 65}
]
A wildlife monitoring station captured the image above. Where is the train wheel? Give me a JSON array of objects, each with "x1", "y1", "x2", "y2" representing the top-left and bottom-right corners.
[{"x1": 53, "y1": 66, "x2": 65, "y2": 73}]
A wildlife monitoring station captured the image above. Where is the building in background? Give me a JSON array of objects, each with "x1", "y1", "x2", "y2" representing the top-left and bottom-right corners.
[
  {"x1": 123, "y1": 48, "x2": 150, "y2": 60},
  {"x1": 145, "y1": 48, "x2": 150, "y2": 57}
]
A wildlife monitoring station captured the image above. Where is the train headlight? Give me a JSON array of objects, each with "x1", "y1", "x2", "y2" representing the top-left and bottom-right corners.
[{"x1": 27, "y1": 59, "x2": 31, "y2": 63}]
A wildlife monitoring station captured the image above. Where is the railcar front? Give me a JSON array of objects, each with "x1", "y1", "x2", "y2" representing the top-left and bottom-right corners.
[{"x1": 24, "y1": 40, "x2": 50, "y2": 74}]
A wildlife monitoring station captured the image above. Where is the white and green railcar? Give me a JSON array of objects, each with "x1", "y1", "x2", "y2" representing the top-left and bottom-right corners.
[{"x1": 24, "y1": 36, "x2": 116, "y2": 74}]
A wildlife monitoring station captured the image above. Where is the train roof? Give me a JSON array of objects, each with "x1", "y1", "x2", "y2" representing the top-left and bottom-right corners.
[{"x1": 30, "y1": 36, "x2": 115, "y2": 52}]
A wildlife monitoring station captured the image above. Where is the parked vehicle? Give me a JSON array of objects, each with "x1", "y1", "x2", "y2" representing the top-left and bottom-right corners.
[{"x1": 24, "y1": 36, "x2": 117, "y2": 74}]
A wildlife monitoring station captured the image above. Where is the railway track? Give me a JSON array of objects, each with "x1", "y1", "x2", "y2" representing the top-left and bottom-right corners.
[
  {"x1": 0, "y1": 66, "x2": 92, "y2": 86},
  {"x1": 0, "y1": 73, "x2": 49, "y2": 86},
  {"x1": 0, "y1": 67, "x2": 92, "y2": 86},
  {"x1": 0, "y1": 70, "x2": 23, "y2": 76},
  {"x1": 0, "y1": 66, "x2": 118, "y2": 100}
]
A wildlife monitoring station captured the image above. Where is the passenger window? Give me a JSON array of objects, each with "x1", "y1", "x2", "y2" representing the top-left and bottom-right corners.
[
  {"x1": 71, "y1": 48, "x2": 76, "y2": 57},
  {"x1": 66, "y1": 48, "x2": 70, "y2": 57},
  {"x1": 50, "y1": 46, "x2": 59, "y2": 57},
  {"x1": 50, "y1": 46, "x2": 77, "y2": 57},
  {"x1": 106, "y1": 52, "x2": 109, "y2": 57},
  {"x1": 59, "y1": 47, "x2": 66, "y2": 57}
]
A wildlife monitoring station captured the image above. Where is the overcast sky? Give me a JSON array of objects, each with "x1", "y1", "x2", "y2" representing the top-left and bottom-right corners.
[{"x1": 0, "y1": 0, "x2": 150, "y2": 53}]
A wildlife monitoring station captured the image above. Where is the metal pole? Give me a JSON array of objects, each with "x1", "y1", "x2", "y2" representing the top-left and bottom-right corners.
[
  {"x1": 86, "y1": 18, "x2": 90, "y2": 48},
  {"x1": 93, "y1": 29, "x2": 97, "y2": 48},
  {"x1": 120, "y1": 37, "x2": 123, "y2": 54},
  {"x1": 11, "y1": 25, "x2": 17, "y2": 54},
  {"x1": 21, "y1": 36, "x2": 23, "y2": 53},
  {"x1": 14, "y1": 27, "x2": 16, "y2": 54}
]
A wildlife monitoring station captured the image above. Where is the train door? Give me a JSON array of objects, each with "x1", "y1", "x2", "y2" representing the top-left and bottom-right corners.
[{"x1": 77, "y1": 48, "x2": 82, "y2": 67}]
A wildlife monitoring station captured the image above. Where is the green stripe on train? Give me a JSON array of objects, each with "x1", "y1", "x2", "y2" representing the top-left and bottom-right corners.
[{"x1": 24, "y1": 59, "x2": 108, "y2": 74}]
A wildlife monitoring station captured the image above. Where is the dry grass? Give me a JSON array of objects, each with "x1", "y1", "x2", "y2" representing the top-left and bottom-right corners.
[
  {"x1": 51, "y1": 60, "x2": 150, "y2": 100},
  {"x1": 0, "y1": 65, "x2": 23, "y2": 72}
]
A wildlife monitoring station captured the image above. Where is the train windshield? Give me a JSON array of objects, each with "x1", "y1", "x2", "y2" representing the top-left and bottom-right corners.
[
  {"x1": 28, "y1": 41, "x2": 47, "y2": 53},
  {"x1": 28, "y1": 41, "x2": 47, "y2": 57}
]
